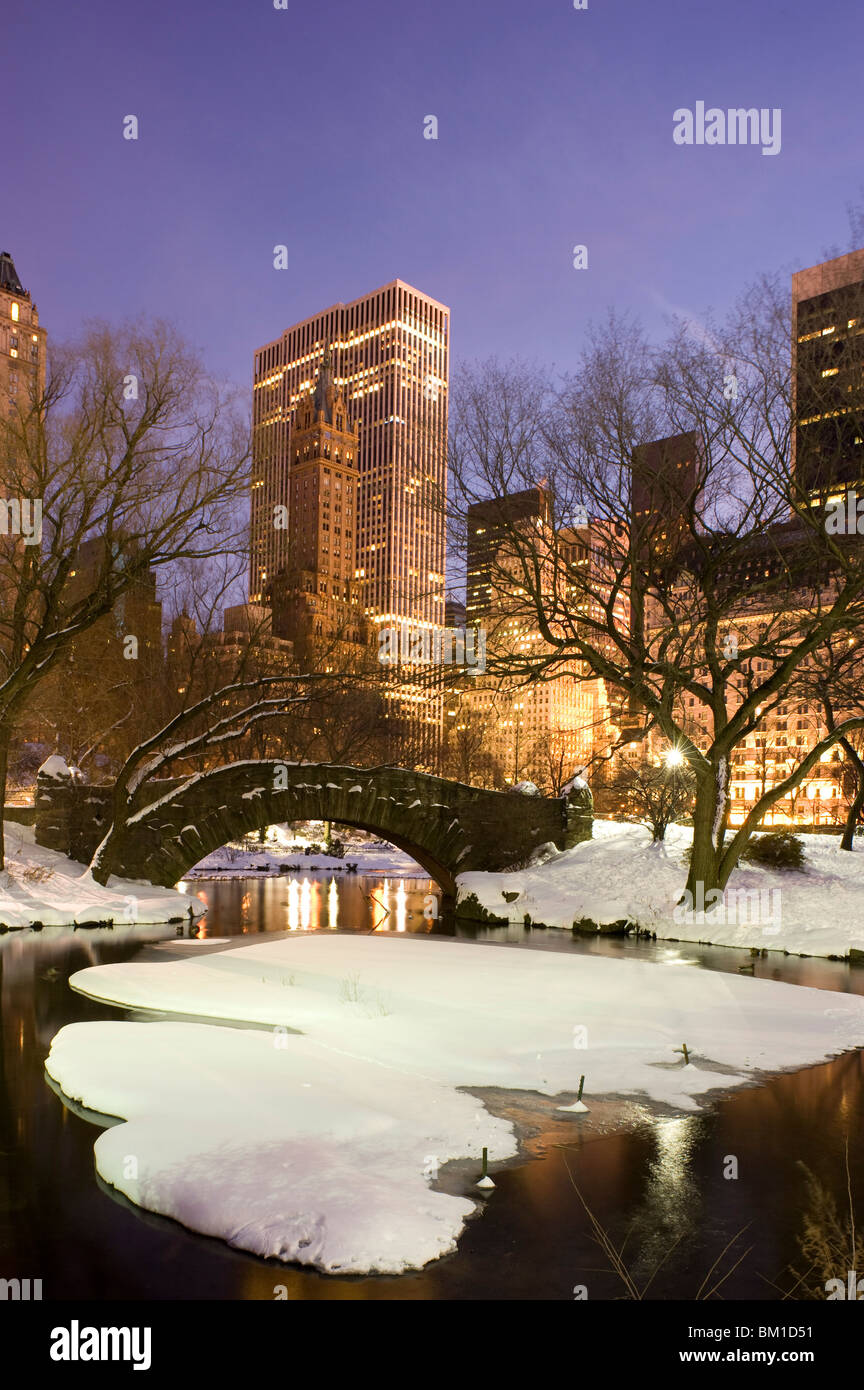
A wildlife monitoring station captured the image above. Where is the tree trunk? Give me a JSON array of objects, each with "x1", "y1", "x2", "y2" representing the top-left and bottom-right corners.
[
  {"x1": 685, "y1": 770, "x2": 724, "y2": 897},
  {"x1": 840, "y1": 740, "x2": 864, "y2": 851},
  {"x1": 0, "y1": 724, "x2": 10, "y2": 870}
]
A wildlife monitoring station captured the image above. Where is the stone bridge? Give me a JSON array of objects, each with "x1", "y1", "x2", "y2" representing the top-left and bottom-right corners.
[{"x1": 30, "y1": 761, "x2": 593, "y2": 899}]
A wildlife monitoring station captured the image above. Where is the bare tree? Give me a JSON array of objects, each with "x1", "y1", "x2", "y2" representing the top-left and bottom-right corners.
[
  {"x1": 448, "y1": 279, "x2": 864, "y2": 898},
  {"x1": 439, "y1": 692, "x2": 504, "y2": 787},
  {"x1": 604, "y1": 758, "x2": 696, "y2": 842},
  {"x1": 88, "y1": 669, "x2": 316, "y2": 882},
  {"x1": 0, "y1": 319, "x2": 250, "y2": 866}
]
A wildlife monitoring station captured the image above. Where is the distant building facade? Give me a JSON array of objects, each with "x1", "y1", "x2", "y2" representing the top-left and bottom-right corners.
[
  {"x1": 458, "y1": 486, "x2": 616, "y2": 791},
  {"x1": 792, "y1": 249, "x2": 864, "y2": 507},
  {"x1": 631, "y1": 430, "x2": 703, "y2": 566},
  {"x1": 268, "y1": 346, "x2": 366, "y2": 660},
  {"x1": 0, "y1": 250, "x2": 46, "y2": 419}
]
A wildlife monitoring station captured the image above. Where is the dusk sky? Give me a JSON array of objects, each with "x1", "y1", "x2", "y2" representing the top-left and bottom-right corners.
[{"x1": 5, "y1": 0, "x2": 861, "y2": 392}]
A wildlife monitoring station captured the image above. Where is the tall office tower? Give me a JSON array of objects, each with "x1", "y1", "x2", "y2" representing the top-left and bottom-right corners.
[
  {"x1": 631, "y1": 430, "x2": 702, "y2": 564},
  {"x1": 458, "y1": 485, "x2": 615, "y2": 788},
  {"x1": 792, "y1": 248, "x2": 864, "y2": 505},
  {"x1": 558, "y1": 516, "x2": 630, "y2": 667},
  {"x1": 0, "y1": 250, "x2": 47, "y2": 420},
  {"x1": 465, "y1": 485, "x2": 553, "y2": 626},
  {"x1": 250, "y1": 280, "x2": 449, "y2": 638},
  {"x1": 268, "y1": 346, "x2": 366, "y2": 660},
  {"x1": 444, "y1": 596, "x2": 466, "y2": 629},
  {"x1": 1, "y1": 250, "x2": 48, "y2": 643}
]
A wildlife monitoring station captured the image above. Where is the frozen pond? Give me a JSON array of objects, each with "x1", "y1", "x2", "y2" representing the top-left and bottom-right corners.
[{"x1": 2, "y1": 871, "x2": 863, "y2": 1299}]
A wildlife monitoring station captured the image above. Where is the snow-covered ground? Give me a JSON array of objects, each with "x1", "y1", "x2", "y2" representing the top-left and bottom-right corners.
[
  {"x1": 458, "y1": 821, "x2": 864, "y2": 959},
  {"x1": 47, "y1": 933, "x2": 864, "y2": 1274},
  {"x1": 0, "y1": 822, "x2": 201, "y2": 929},
  {"x1": 185, "y1": 827, "x2": 424, "y2": 880}
]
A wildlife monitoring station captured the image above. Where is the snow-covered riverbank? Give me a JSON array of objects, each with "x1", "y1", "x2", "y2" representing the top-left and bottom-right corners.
[
  {"x1": 457, "y1": 821, "x2": 864, "y2": 959},
  {"x1": 0, "y1": 822, "x2": 200, "y2": 930},
  {"x1": 47, "y1": 932, "x2": 864, "y2": 1274}
]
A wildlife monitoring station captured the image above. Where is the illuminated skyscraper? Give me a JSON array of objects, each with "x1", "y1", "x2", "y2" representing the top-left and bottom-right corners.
[
  {"x1": 466, "y1": 485, "x2": 552, "y2": 626},
  {"x1": 0, "y1": 250, "x2": 46, "y2": 419},
  {"x1": 268, "y1": 345, "x2": 367, "y2": 659},
  {"x1": 792, "y1": 248, "x2": 864, "y2": 505},
  {"x1": 250, "y1": 280, "x2": 449, "y2": 636}
]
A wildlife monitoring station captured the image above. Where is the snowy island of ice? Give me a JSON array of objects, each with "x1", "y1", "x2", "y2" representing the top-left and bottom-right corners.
[{"x1": 46, "y1": 933, "x2": 864, "y2": 1275}]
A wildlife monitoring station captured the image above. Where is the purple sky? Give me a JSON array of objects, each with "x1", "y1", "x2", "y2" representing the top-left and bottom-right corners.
[{"x1": 4, "y1": 0, "x2": 860, "y2": 392}]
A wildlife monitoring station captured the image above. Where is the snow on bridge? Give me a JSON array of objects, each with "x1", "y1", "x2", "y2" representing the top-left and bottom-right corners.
[{"x1": 32, "y1": 761, "x2": 593, "y2": 899}]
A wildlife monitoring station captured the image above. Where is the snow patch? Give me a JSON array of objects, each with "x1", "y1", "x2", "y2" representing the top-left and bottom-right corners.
[{"x1": 0, "y1": 822, "x2": 201, "y2": 929}]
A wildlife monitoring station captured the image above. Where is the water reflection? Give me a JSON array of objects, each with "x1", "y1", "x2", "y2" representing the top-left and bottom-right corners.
[
  {"x1": 189, "y1": 874, "x2": 440, "y2": 937},
  {"x1": 287, "y1": 879, "x2": 299, "y2": 931},
  {"x1": 328, "y1": 879, "x2": 338, "y2": 930},
  {"x1": 627, "y1": 1116, "x2": 704, "y2": 1284}
]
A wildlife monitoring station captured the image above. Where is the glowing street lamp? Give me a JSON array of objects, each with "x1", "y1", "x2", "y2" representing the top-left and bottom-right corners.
[{"x1": 664, "y1": 747, "x2": 686, "y2": 769}]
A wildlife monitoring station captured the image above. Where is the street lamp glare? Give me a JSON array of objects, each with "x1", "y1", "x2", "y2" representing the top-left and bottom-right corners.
[{"x1": 665, "y1": 748, "x2": 685, "y2": 768}]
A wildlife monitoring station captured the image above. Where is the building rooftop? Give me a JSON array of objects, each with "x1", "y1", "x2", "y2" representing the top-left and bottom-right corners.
[{"x1": 0, "y1": 251, "x2": 25, "y2": 296}]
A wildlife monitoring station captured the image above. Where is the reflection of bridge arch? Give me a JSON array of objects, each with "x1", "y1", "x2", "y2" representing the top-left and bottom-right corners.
[{"x1": 74, "y1": 762, "x2": 592, "y2": 900}]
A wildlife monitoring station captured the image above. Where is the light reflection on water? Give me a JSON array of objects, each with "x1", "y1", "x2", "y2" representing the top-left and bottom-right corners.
[{"x1": 187, "y1": 873, "x2": 438, "y2": 937}]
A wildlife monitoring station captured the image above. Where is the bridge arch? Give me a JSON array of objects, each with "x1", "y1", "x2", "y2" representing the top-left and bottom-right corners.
[{"x1": 34, "y1": 761, "x2": 593, "y2": 898}]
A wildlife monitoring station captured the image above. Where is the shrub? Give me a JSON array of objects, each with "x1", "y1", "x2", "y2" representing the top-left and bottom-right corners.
[{"x1": 740, "y1": 831, "x2": 805, "y2": 870}]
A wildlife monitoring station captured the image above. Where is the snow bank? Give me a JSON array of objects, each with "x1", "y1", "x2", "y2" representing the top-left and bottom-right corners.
[
  {"x1": 0, "y1": 822, "x2": 201, "y2": 929},
  {"x1": 458, "y1": 820, "x2": 864, "y2": 958},
  {"x1": 47, "y1": 934, "x2": 864, "y2": 1272}
]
